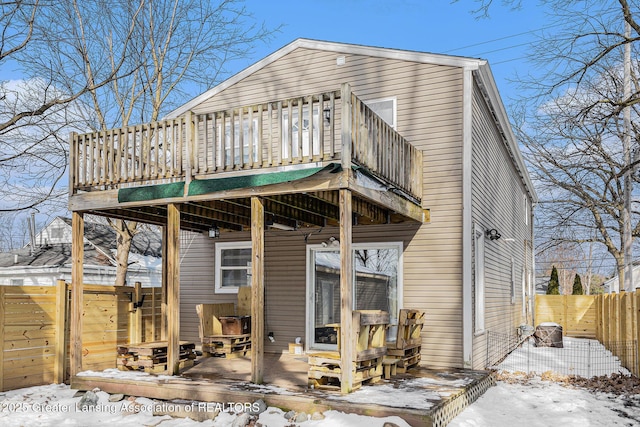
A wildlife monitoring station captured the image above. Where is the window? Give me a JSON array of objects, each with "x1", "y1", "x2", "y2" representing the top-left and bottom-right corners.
[
  {"x1": 474, "y1": 224, "x2": 485, "y2": 333},
  {"x1": 215, "y1": 242, "x2": 251, "y2": 293},
  {"x1": 219, "y1": 118, "x2": 259, "y2": 167},
  {"x1": 306, "y1": 242, "x2": 402, "y2": 350},
  {"x1": 282, "y1": 105, "x2": 320, "y2": 159},
  {"x1": 511, "y1": 257, "x2": 516, "y2": 304},
  {"x1": 521, "y1": 268, "x2": 527, "y2": 317},
  {"x1": 50, "y1": 227, "x2": 63, "y2": 239},
  {"x1": 365, "y1": 97, "x2": 397, "y2": 128}
]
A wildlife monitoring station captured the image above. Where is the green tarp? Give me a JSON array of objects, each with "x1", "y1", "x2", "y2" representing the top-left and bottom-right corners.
[
  {"x1": 118, "y1": 181, "x2": 185, "y2": 203},
  {"x1": 187, "y1": 163, "x2": 341, "y2": 197},
  {"x1": 117, "y1": 163, "x2": 342, "y2": 203}
]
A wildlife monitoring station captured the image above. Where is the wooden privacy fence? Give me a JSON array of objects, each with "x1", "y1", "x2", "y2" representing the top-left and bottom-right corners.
[
  {"x1": 535, "y1": 293, "x2": 640, "y2": 376},
  {"x1": 0, "y1": 281, "x2": 162, "y2": 392},
  {"x1": 535, "y1": 295, "x2": 597, "y2": 338},
  {"x1": 594, "y1": 291, "x2": 639, "y2": 376}
]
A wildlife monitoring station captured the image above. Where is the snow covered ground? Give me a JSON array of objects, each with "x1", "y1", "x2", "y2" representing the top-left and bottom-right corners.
[{"x1": 0, "y1": 337, "x2": 638, "y2": 426}]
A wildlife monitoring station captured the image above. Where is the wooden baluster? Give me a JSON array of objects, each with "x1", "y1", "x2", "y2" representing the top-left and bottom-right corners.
[
  {"x1": 307, "y1": 95, "x2": 313, "y2": 162},
  {"x1": 267, "y1": 103, "x2": 274, "y2": 166},
  {"x1": 313, "y1": 94, "x2": 325, "y2": 162},
  {"x1": 257, "y1": 105, "x2": 264, "y2": 167},
  {"x1": 238, "y1": 107, "x2": 244, "y2": 169},
  {"x1": 297, "y1": 100, "x2": 303, "y2": 162},
  {"x1": 286, "y1": 102, "x2": 292, "y2": 164},
  {"x1": 248, "y1": 107, "x2": 255, "y2": 167},
  {"x1": 211, "y1": 113, "x2": 218, "y2": 171}
]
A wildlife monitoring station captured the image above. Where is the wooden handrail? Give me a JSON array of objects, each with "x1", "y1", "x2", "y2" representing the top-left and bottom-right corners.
[{"x1": 71, "y1": 86, "x2": 422, "y2": 202}]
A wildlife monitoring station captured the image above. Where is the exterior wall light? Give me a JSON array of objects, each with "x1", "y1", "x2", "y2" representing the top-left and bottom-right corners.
[
  {"x1": 208, "y1": 226, "x2": 220, "y2": 239},
  {"x1": 323, "y1": 108, "x2": 331, "y2": 126},
  {"x1": 486, "y1": 229, "x2": 501, "y2": 241}
]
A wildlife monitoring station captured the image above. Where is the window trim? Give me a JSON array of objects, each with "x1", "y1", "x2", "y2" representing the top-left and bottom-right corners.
[
  {"x1": 511, "y1": 257, "x2": 516, "y2": 305},
  {"x1": 305, "y1": 241, "x2": 404, "y2": 351},
  {"x1": 214, "y1": 241, "x2": 252, "y2": 294},
  {"x1": 474, "y1": 224, "x2": 486, "y2": 334},
  {"x1": 364, "y1": 97, "x2": 397, "y2": 129}
]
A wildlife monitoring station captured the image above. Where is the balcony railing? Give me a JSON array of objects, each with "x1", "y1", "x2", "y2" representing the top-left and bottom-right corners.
[{"x1": 70, "y1": 84, "x2": 422, "y2": 202}]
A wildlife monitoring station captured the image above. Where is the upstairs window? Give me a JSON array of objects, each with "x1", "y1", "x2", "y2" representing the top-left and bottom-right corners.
[{"x1": 365, "y1": 97, "x2": 397, "y2": 129}]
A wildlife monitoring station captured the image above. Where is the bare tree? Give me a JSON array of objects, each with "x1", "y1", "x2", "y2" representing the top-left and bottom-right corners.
[
  {"x1": 465, "y1": 1, "x2": 640, "y2": 287},
  {"x1": 0, "y1": 1, "x2": 133, "y2": 213},
  {"x1": 513, "y1": 48, "x2": 640, "y2": 291},
  {"x1": 24, "y1": 0, "x2": 275, "y2": 285}
]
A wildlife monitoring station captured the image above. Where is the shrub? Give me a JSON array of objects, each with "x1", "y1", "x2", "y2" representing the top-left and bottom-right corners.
[{"x1": 547, "y1": 266, "x2": 560, "y2": 295}]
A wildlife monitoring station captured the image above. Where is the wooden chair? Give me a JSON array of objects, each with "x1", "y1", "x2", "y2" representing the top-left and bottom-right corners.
[
  {"x1": 385, "y1": 308, "x2": 425, "y2": 372},
  {"x1": 308, "y1": 310, "x2": 389, "y2": 390},
  {"x1": 195, "y1": 287, "x2": 252, "y2": 358}
]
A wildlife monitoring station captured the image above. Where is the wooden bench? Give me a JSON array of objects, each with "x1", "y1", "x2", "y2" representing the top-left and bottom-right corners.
[
  {"x1": 386, "y1": 309, "x2": 425, "y2": 373},
  {"x1": 196, "y1": 287, "x2": 252, "y2": 358},
  {"x1": 117, "y1": 341, "x2": 196, "y2": 373},
  {"x1": 308, "y1": 310, "x2": 389, "y2": 391}
]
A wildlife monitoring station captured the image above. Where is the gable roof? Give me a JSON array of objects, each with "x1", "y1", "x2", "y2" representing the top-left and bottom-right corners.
[
  {"x1": 0, "y1": 243, "x2": 111, "y2": 268},
  {"x1": 1, "y1": 217, "x2": 162, "y2": 269},
  {"x1": 57, "y1": 217, "x2": 162, "y2": 258},
  {"x1": 168, "y1": 38, "x2": 487, "y2": 119},
  {"x1": 168, "y1": 37, "x2": 537, "y2": 203}
]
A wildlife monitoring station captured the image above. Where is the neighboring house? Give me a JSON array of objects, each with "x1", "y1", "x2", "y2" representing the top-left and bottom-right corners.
[
  {"x1": 67, "y1": 38, "x2": 536, "y2": 388},
  {"x1": 602, "y1": 264, "x2": 640, "y2": 293},
  {"x1": 0, "y1": 217, "x2": 162, "y2": 287}
]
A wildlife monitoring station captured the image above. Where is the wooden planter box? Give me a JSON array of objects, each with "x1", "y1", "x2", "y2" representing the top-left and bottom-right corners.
[{"x1": 220, "y1": 316, "x2": 251, "y2": 335}]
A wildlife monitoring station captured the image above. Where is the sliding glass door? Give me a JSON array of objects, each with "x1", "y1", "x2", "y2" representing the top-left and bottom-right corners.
[{"x1": 306, "y1": 243, "x2": 402, "y2": 350}]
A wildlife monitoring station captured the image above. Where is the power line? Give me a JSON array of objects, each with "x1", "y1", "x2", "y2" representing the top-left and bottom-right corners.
[{"x1": 444, "y1": 22, "x2": 563, "y2": 54}]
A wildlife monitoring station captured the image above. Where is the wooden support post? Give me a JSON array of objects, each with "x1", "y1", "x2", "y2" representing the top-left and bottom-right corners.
[
  {"x1": 130, "y1": 282, "x2": 143, "y2": 344},
  {"x1": 636, "y1": 292, "x2": 640, "y2": 375},
  {"x1": 70, "y1": 212, "x2": 84, "y2": 376},
  {"x1": 54, "y1": 280, "x2": 67, "y2": 384},
  {"x1": 251, "y1": 196, "x2": 265, "y2": 384},
  {"x1": 0, "y1": 287, "x2": 4, "y2": 391},
  {"x1": 341, "y1": 84, "x2": 352, "y2": 170},
  {"x1": 161, "y1": 226, "x2": 168, "y2": 341},
  {"x1": 339, "y1": 189, "x2": 354, "y2": 394},
  {"x1": 166, "y1": 203, "x2": 181, "y2": 375}
]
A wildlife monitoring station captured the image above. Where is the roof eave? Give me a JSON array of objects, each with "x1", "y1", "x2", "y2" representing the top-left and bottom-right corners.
[
  {"x1": 166, "y1": 38, "x2": 486, "y2": 119},
  {"x1": 475, "y1": 63, "x2": 538, "y2": 204}
]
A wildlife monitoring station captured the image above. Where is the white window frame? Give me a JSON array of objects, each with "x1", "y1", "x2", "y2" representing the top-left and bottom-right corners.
[
  {"x1": 214, "y1": 241, "x2": 252, "y2": 294},
  {"x1": 521, "y1": 268, "x2": 527, "y2": 317},
  {"x1": 305, "y1": 241, "x2": 403, "y2": 351},
  {"x1": 474, "y1": 224, "x2": 485, "y2": 334},
  {"x1": 511, "y1": 257, "x2": 516, "y2": 304},
  {"x1": 365, "y1": 97, "x2": 397, "y2": 129}
]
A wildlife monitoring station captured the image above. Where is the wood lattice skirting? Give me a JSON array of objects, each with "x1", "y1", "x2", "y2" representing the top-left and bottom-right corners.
[{"x1": 430, "y1": 371, "x2": 497, "y2": 427}]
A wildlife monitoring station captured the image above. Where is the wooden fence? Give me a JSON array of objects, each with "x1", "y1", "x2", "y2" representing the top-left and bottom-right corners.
[
  {"x1": 594, "y1": 292, "x2": 639, "y2": 376},
  {"x1": 534, "y1": 295, "x2": 597, "y2": 338},
  {"x1": 535, "y1": 293, "x2": 640, "y2": 376},
  {"x1": 0, "y1": 281, "x2": 162, "y2": 392}
]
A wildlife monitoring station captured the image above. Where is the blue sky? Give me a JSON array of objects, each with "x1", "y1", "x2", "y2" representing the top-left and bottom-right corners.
[{"x1": 232, "y1": 0, "x2": 550, "y2": 108}]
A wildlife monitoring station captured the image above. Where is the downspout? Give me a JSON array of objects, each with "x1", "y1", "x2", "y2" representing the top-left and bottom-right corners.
[{"x1": 462, "y1": 66, "x2": 475, "y2": 368}]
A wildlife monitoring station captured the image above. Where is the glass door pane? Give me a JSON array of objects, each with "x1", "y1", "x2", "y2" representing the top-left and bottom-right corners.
[
  {"x1": 354, "y1": 247, "x2": 399, "y2": 341},
  {"x1": 312, "y1": 250, "x2": 340, "y2": 349}
]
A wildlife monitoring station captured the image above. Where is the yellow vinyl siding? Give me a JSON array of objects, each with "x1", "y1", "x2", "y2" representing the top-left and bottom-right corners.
[
  {"x1": 180, "y1": 46, "x2": 465, "y2": 368},
  {"x1": 470, "y1": 81, "x2": 532, "y2": 368}
]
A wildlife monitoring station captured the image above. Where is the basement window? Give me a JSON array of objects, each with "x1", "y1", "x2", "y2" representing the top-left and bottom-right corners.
[{"x1": 215, "y1": 242, "x2": 251, "y2": 294}]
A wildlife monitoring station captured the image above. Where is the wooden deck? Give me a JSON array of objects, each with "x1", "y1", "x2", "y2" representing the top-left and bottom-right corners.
[
  {"x1": 71, "y1": 353, "x2": 495, "y2": 427},
  {"x1": 70, "y1": 85, "x2": 422, "y2": 203}
]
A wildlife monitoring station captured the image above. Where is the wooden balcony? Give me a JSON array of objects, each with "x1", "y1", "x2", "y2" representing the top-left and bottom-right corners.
[{"x1": 68, "y1": 84, "x2": 424, "y2": 228}]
